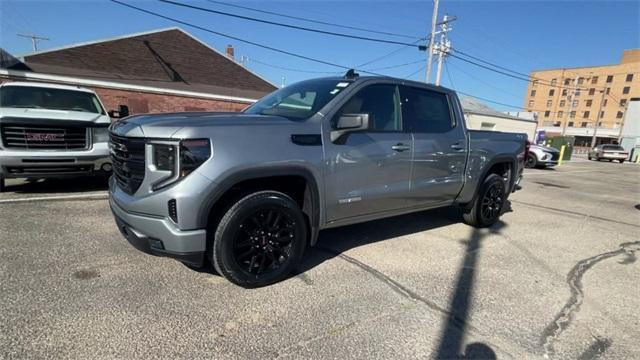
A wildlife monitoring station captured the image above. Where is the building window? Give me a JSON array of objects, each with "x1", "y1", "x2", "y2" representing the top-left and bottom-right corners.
[
  {"x1": 546, "y1": 100, "x2": 552, "y2": 107},
  {"x1": 574, "y1": 89, "x2": 581, "y2": 96},
  {"x1": 586, "y1": 100, "x2": 592, "y2": 107},
  {"x1": 600, "y1": 111, "x2": 604, "y2": 118},
  {"x1": 544, "y1": 111, "x2": 550, "y2": 117},
  {"x1": 606, "y1": 75, "x2": 613, "y2": 83},
  {"x1": 558, "y1": 111, "x2": 564, "y2": 118},
  {"x1": 572, "y1": 100, "x2": 579, "y2": 107},
  {"x1": 553, "y1": 121, "x2": 561, "y2": 127},
  {"x1": 543, "y1": 121, "x2": 554, "y2": 126},
  {"x1": 591, "y1": 76, "x2": 598, "y2": 84},
  {"x1": 588, "y1": 88, "x2": 595, "y2": 96},
  {"x1": 603, "y1": 99, "x2": 608, "y2": 106},
  {"x1": 620, "y1": 99, "x2": 627, "y2": 107},
  {"x1": 564, "y1": 78, "x2": 571, "y2": 85},
  {"x1": 577, "y1": 77, "x2": 584, "y2": 84},
  {"x1": 626, "y1": 74, "x2": 634, "y2": 82},
  {"x1": 532, "y1": 80, "x2": 538, "y2": 87},
  {"x1": 583, "y1": 111, "x2": 590, "y2": 118},
  {"x1": 568, "y1": 121, "x2": 574, "y2": 127},
  {"x1": 548, "y1": 89, "x2": 555, "y2": 96},
  {"x1": 562, "y1": 89, "x2": 568, "y2": 96},
  {"x1": 528, "y1": 100, "x2": 534, "y2": 107},
  {"x1": 580, "y1": 122, "x2": 588, "y2": 128},
  {"x1": 623, "y1": 86, "x2": 630, "y2": 94},
  {"x1": 560, "y1": 100, "x2": 566, "y2": 107},
  {"x1": 551, "y1": 79, "x2": 557, "y2": 85},
  {"x1": 530, "y1": 90, "x2": 536, "y2": 97},
  {"x1": 617, "y1": 111, "x2": 624, "y2": 118},
  {"x1": 570, "y1": 111, "x2": 576, "y2": 118}
]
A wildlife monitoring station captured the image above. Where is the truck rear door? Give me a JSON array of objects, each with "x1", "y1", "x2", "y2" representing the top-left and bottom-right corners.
[{"x1": 400, "y1": 85, "x2": 467, "y2": 205}]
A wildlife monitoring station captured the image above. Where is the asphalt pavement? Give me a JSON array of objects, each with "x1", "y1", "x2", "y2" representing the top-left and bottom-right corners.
[{"x1": 1, "y1": 159, "x2": 639, "y2": 359}]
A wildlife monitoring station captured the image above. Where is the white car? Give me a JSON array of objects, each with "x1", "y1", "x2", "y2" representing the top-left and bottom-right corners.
[
  {"x1": 526, "y1": 144, "x2": 560, "y2": 168},
  {"x1": 588, "y1": 144, "x2": 629, "y2": 163},
  {"x1": 0, "y1": 82, "x2": 113, "y2": 191}
]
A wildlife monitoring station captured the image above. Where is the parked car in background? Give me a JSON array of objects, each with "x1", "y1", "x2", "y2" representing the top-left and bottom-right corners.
[
  {"x1": 0, "y1": 82, "x2": 113, "y2": 191},
  {"x1": 588, "y1": 144, "x2": 629, "y2": 163},
  {"x1": 108, "y1": 73, "x2": 527, "y2": 287},
  {"x1": 526, "y1": 144, "x2": 560, "y2": 168}
]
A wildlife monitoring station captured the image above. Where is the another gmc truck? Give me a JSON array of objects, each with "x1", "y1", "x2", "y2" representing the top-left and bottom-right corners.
[
  {"x1": 0, "y1": 82, "x2": 112, "y2": 191},
  {"x1": 108, "y1": 73, "x2": 526, "y2": 287}
]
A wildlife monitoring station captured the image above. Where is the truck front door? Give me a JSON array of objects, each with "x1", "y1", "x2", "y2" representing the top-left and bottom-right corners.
[
  {"x1": 323, "y1": 84, "x2": 413, "y2": 222},
  {"x1": 400, "y1": 85, "x2": 467, "y2": 205}
]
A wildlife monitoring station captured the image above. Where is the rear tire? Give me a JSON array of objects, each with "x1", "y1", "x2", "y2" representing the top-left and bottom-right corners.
[
  {"x1": 588, "y1": 155, "x2": 592, "y2": 160},
  {"x1": 0, "y1": 176, "x2": 5, "y2": 193},
  {"x1": 463, "y1": 174, "x2": 506, "y2": 228},
  {"x1": 619, "y1": 160, "x2": 625, "y2": 163},
  {"x1": 211, "y1": 191, "x2": 307, "y2": 288},
  {"x1": 608, "y1": 159, "x2": 613, "y2": 162}
]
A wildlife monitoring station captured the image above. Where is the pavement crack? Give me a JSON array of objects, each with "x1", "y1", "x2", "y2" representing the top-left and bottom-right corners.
[
  {"x1": 316, "y1": 246, "x2": 474, "y2": 332},
  {"x1": 540, "y1": 241, "x2": 640, "y2": 358}
]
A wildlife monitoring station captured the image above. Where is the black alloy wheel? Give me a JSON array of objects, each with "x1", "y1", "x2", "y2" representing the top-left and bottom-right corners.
[
  {"x1": 234, "y1": 208, "x2": 296, "y2": 275},
  {"x1": 211, "y1": 191, "x2": 307, "y2": 287},
  {"x1": 479, "y1": 181, "x2": 505, "y2": 224}
]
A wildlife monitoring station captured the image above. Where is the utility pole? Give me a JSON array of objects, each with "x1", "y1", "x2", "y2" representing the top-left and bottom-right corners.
[
  {"x1": 590, "y1": 88, "x2": 608, "y2": 148},
  {"x1": 561, "y1": 73, "x2": 577, "y2": 136},
  {"x1": 425, "y1": 0, "x2": 439, "y2": 83},
  {"x1": 17, "y1": 33, "x2": 49, "y2": 51},
  {"x1": 434, "y1": 15, "x2": 455, "y2": 86}
]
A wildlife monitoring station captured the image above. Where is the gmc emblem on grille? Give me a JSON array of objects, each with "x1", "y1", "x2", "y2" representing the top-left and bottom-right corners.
[{"x1": 26, "y1": 133, "x2": 62, "y2": 141}]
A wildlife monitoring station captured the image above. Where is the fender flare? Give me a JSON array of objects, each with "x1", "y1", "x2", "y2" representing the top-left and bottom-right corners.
[
  {"x1": 197, "y1": 165, "x2": 322, "y2": 246},
  {"x1": 461, "y1": 154, "x2": 518, "y2": 210}
]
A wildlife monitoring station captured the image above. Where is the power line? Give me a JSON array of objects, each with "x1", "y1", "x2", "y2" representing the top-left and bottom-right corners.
[
  {"x1": 248, "y1": 58, "x2": 341, "y2": 74},
  {"x1": 356, "y1": 40, "x2": 423, "y2": 68},
  {"x1": 203, "y1": 0, "x2": 418, "y2": 39},
  {"x1": 157, "y1": 0, "x2": 421, "y2": 47},
  {"x1": 109, "y1": 0, "x2": 388, "y2": 76}
]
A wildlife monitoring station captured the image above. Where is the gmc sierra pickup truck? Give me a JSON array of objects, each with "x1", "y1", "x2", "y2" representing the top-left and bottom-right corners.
[
  {"x1": 0, "y1": 82, "x2": 112, "y2": 191},
  {"x1": 108, "y1": 73, "x2": 526, "y2": 287}
]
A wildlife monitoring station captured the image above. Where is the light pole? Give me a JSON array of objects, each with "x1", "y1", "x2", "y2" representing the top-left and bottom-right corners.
[{"x1": 590, "y1": 88, "x2": 608, "y2": 148}]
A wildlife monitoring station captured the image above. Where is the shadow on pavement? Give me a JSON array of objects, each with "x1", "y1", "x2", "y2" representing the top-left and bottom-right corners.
[{"x1": 3, "y1": 175, "x2": 110, "y2": 194}]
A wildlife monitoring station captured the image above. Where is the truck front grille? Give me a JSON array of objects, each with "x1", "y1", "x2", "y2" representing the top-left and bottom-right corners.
[
  {"x1": 109, "y1": 134, "x2": 146, "y2": 195},
  {"x1": 1, "y1": 124, "x2": 88, "y2": 150}
]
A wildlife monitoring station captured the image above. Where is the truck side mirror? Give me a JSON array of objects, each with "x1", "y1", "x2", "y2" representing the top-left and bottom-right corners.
[
  {"x1": 331, "y1": 113, "x2": 369, "y2": 143},
  {"x1": 108, "y1": 105, "x2": 130, "y2": 120}
]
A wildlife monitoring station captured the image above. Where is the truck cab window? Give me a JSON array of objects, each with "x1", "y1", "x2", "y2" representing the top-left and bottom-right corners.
[
  {"x1": 400, "y1": 86, "x2": 453, "y2": 133},
  {"x1": 336, "y1": 84, "x2": 402, "y2": 131}
]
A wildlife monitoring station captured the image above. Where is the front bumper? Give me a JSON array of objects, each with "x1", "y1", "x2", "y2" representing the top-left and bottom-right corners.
[
  {"x1": 109, "y1": 196, "x2": 206, "y2": 266},
  {"x1": 541, "y1": 160, "x2": 559, "y2": 167},
  {"x1": 0, "y1": 142, "x2": 111, "y2": 178},
  {"x1": 600, "y1": 153, "x2": 628, "y2": 160}
]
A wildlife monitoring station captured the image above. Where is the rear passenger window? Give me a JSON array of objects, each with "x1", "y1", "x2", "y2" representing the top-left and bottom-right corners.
[{"x1": 400, "y1": 86, "x2": 453, "y2": 133}]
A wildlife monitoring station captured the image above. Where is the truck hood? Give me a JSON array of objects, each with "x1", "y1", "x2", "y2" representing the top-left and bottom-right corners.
[
  {"x1": 111, "y1": 112, "x2": 295, "y2": 138},
  {"x1": 0, "y1": 107, "x2": 109, "y2": 124}
]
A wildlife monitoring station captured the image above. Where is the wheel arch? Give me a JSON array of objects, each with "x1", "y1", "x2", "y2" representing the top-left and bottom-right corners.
[
  {"x1": 459, "y1": 155, "x2": 517, "y2": 211},
  {"x1": 197, "y1": 166, "x2": 322, "y2": 246}
]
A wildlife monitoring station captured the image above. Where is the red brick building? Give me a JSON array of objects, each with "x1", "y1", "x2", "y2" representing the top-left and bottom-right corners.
[{"x1": 0, "y1": 28, "x2": 276, "y2": 115}]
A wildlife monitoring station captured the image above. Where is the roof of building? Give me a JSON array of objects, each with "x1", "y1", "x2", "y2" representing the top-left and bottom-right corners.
[
  {"x1": 529, "y1": 48, "x2": 640, "y2": 73},
  {"x1": 460, "y1": 96, "x2": 536, "y2": 122},
  {"x1": 16, "y1": 28, "x2": 277, "y2": 100}
]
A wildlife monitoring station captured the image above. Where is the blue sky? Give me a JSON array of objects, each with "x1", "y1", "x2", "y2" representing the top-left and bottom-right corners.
[{"x1": 1, "y1": 0, "x2": 638, "y2": 111}]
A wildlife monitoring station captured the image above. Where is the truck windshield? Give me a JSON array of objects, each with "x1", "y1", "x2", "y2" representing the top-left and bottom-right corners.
[
  {"x1": 0, "y1": 86, "x2": 105, "y2": 114},
  {"x1": 244, "y1": 79, "x2": 351, "y2": 120}
]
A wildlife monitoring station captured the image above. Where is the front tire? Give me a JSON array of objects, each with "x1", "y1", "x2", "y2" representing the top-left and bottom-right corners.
[
  {"x1": 463, "y1": 174, "x2": 506, "y2": 228},
  {"x1": 0, "y1": 176, "x2": 5, "y2": 193},
  {"x1": 211, "y1": 191, "x2": 307, "y2": 288},
  {"x1": 525, "y1": 153, "x2": 537, "y2": 168},
  {"x1": 619, "y1": 160, "x2": 625, "y2": 163}
]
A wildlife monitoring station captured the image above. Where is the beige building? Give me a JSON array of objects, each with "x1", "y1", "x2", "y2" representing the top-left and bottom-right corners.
[{"x1": 524, "y1": 49, "x2": 640, "y2": 148}]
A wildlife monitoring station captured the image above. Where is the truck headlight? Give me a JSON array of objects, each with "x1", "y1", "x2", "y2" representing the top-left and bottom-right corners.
[
  {"x1": 150, "y1": 139, "x2": 211, "y2": 190},
  {"x1": 92, "y1": 127, "x2": 109, "y2": 143}
]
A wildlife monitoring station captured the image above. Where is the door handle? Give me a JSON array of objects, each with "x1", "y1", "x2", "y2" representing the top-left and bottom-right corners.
[
  {"x1": 391, "y1": 143, "x2": 411, "y2": 152},
  {"x1": 450, "y1": 143, "x2": 466, "y2": 151}
]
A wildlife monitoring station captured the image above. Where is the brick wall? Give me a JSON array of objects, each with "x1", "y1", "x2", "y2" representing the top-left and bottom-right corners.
[{"x1": 0, "y1": 76, "x2": 252, "y2": 115}]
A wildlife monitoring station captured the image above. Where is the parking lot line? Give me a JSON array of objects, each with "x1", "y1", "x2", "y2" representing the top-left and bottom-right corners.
[{"x1": 0, "y1": 192, "x2": 108, "y2": 204}]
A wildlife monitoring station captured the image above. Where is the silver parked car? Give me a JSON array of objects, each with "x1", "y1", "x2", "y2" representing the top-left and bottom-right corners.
[
  {"x1": 526, "y1": 144, "x2": 560, "y2": 168},
  {"x1": 588, "y1": 144, "x2": 629, "y2": 163}
]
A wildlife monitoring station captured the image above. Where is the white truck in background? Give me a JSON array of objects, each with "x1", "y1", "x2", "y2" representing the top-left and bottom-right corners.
[{"x1": 0, "y1": 82, "x2": 113, "y2": 191}]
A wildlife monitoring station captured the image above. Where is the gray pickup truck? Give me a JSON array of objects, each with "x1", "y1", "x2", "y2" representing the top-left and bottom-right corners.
[{"x1": 108, "y1": 73, "x2": 526, "y2": 287}]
